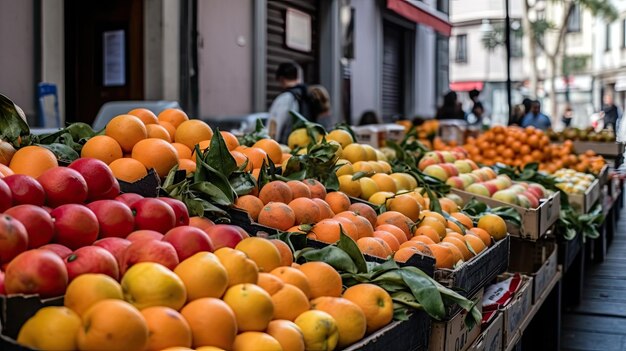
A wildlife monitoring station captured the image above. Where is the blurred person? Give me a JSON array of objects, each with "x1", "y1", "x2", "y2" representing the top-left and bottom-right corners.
[
  {"x1": 509, "y1": 104, "x2": 525, "y2": 126},
  {"x1": 522, "y1": 98, "x2": 532, "y2": 115},
  {"x1": 435, "y1": 91, "x2": 465, "y2": 120},
  {"x1": 359, "y1": 110, "x2": 380, "y2": 126},
  {"x1": 520, "y1": 100, "x2": 551, "y2": 130},
  {"x1": 601, "y1": 94, "x2": 621, "y2": 130},
  {"x1": 561, "y1": 104, "x2": 573, "y2": 128},
  {"x1": 308, "y1": 85, "x2": 331, "y2": 129},
  {"x1": 466, "y1": 103, "x2": 484, "y2": 126}
]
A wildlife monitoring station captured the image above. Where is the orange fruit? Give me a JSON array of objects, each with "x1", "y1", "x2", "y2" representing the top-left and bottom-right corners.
[
  {"x1": 220, "y1": 131, "x2": 240, "y2": 151},
  {"x1": 335, "y1": 211, "x2": 374, "y2": 239},
  {"x1": 16, "y1": 306, "x2": 81, "y2": 350},
  {"x1": 257, "y1": 272, "x2": 285, "y2": 295},
  {"x1": 302, "y1": 179, "x2": 327, "y2": 199},
  {"x1": 357, "y1": 237, "x2": 392, "y2": 258},
  {"x1": 178, "y1": 159, "x2": 196, "y2": 175},
  {"x1": 448, "y1": 212, "x2": 473, "y2": 232},
  {"x1": 467, "y1": 227, "x2": 492, "y2": 247},
  {"x1": 105, "y1": 114, "x2": 148, "y2": 152},
  {"x1": 270, "y1": 239, "x2": 294, "y2": 267},
  {"x1": 146, "y1": 124, "x2": 172, "y2": 142},
  {"x1": 413, "y1": 226, "x2": 441, "y2": 243},
  {"x1": 311, "y1": 297, "x2": 367, "y2": 348},
  {"x1": 76, "y1": 299, "x2": 148, "y2": 351},
  {"x1": 241, "y1": 147, "x2": 268, "y2": 169},
  {"x1": 331, "y1": 216, "x2": 360, "y2": 240},
  {"x1": 373, "y1": 230, "x2": 400, "y2": 252},
  {"x1": 109, "y1": 158, "x2": 147, "y2": 182},
  {"x1": 445, "y1": 232, "x2": 465, "y2": 241},
  {"x1": 232, "y1": 332, "x2": 282, "y2": 351},
  {"x1": 64, "y1": 274, "x2": 123, "y2": 317},
  {"x1": 175, "y1": 120, "x2": 214, "y2": 150},
  {"x1": 258, "y1": 202, "x2": 296, "y2": 231},
  {"x1": 439, "y1": 198, "x2": 459, "y2": 213},
  {"x1": 254, "y1": 139, "x2": 283, "y2": 164},
  {"x1": 294, "y1": 310, "x2": 339, "y2": 351},
  {"x1": 376, "y1": 211, "x2": 413, "y2": 240},
  {"x1": 387, "y1": 194, "x2": 421, "y2": 221},
  {"x1": 141, "y1": 306, "x2": 192, "y2": 351},
  {"x1": 235, "y1": 195, "x2": 265, "y2": 221},
  {"x1": 81, "y1": 135, "x2": 123, "y2": 164},
  {"x1": 325, "y1": 192, "x2": 351, "y2": 214},
  {"x1": 410, "y1": 235, "x2": 436, "y2": 245},
  {"x1": 159, "y1": 121, "x2": 177, "y2": 140},
  {"x1": 259, "y1": 181, "x2": 293, "y2": 204},
  {"x1": 342, "y1": 284, "x2": 393, "y2": 333},
  {"x1": 174, "y1": 252, "x2": 229, "y2": 301},
  {"x1": 231, "y1": 150, "x2": 252, "y2": 171},
  {"x1": 271, "y1": 266, "x2": 312, "y2": 298},
  {"x1": 158, "y1": 108, "x2": 189, "y2": 128},
  {"x1": 395, "y1": 246, "x2": 430, "y2": 262},
  {"x1": 428, "y1": 244, "x2": 456, "y2": 269},
  {"x1": 223, "y1": 283, "x2": 274, "y2": 331},
  {"x1": 442, "y1": 236, "x2": 472, "y2": 260},
  {"x1": 289, "y1": 197, "x2": 321, "y2": 224},
  {"x1": 270, "y1": 283, "x2": 311, "y2": 321},
  {"x1": 132, "y1": 138, "x2": 179, "y2": 178},
  {"x1": 371, "y1": 173, "x2": 397, "y2": 193},
  {"x1": 128, "y1": 108, "x2": 158, "y2": 125},
  {"x1": 266, "y1": 320, "x2": 305, "y2": 351},
  {"x1": 214, "y1": 247, "x2": 259, "y2": 287},
  {"x1": 376, "y1": 224, "x2": 408, "y2": 244},
  {"x1": 9, "y1": 145, "x2": 58, "y2": 178},
  {"x1": 417, "y1": 217, "x2": 447, "y2": 241},
  {"x1": 420, "y1": 210, "x2": 446, "y2": 225},
  {"x1": 313, "y1": 198, "x2": 335, "y2": 219},
  {"x1": 348, "y1": 203, "x2": 378, "y2": 228},
  {"x1": 298, "y1": 262, "x2": 343, "y2": 298},
  {"x1": 235, "y1": 237, "x2": 282, "y2": 273},
  {"x1": 180, "y1": 298, "x2": 237, "y2": 349},
  {"x1": 439, "y1": 242, "x2": 464, "y2": 264},
  {"x1": 477, "y1": 214, "x2": 507, "y2": 241},
  {"x1": 286, "y1": 180, "x2": 312, "y2": 200},
  {"x1": 465, "y1": 234, "x2": 487, "y2": 254},
  {"x1": 308, "y1": 218, "x2": 352, "y2": 243}
]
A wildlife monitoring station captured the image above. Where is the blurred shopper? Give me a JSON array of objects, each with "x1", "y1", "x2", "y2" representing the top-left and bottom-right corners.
[
  {"x1": 520, "y1": 100, "x2": 552, "y2": 130},
  {"x1": 509, "y1": 104, "x2": 525, "y2": 126},
  {"x1": 359, "y1": 110, "x2": 381, "y2": 126},
  {"x1": 561, "y1": 104, "x2": 573, "y2": 128},
  {"x1": 466, "y1": 103, "x2": 484, "y2": 126},
  {"x1": 435, "y1": 91, "x2": 465, "y2": 120},
  {"x1": 308, "y1": 85, "x2": 331, "y2": 129},
  {"x1": 601, "y1": 94, "x2": 621, "y2": 130}
]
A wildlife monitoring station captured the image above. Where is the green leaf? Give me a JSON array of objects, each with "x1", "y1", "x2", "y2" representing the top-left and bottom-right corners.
[
  {"x1": 298, "y1": 246, "x2": 358, "y2": 273},
  {"x1": 336, "y1": 230, "x2": 368, "y2": 273},
  {"x1": 38, "y1": 143, "x2": 79, "y2": 163},
  {"x1": 66, "y1": 122, "x2": 98, "y2": 140},
  {"x1": 196, "y1": 158, "x2": 235, "y2": 204},
  {"x1": 0, "y1": 93, "x2": 30, "y2": 146},
  {"x1": 230, "y1": 172, "x2": 256, "y2": 195},
  {"x1": 206, "y1": 128, "x2": 238, "y2": 176},
  {"x1": 396, "y1": 269, "x2": 446, "y2": 320},
  {"x1": 190, "y1": 182, "x2": 232, "y2": 206}
]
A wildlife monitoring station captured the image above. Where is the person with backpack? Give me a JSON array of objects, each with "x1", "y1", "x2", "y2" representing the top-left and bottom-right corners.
[{"x1": 268, "y1": 61, "x2": 329, "y2": 144}]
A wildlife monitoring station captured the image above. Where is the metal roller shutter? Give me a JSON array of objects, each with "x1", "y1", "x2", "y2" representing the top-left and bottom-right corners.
[
  {"x1": 266, "y1": 0, "x2": 319, "y2": 109},
  {"x1": 382, "y1": 22, "x2": 404, "y2": 121}
]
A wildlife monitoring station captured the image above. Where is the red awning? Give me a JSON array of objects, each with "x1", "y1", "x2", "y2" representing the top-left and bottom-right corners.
[
  {"x1": 449, "y1": 81, "x2": 484, "y2": 92},
  {"x1": 387, "y1": 0, "x2": 452, "y2": 37}
]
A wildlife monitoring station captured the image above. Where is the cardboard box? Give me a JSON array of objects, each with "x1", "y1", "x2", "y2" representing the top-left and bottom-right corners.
[
  {"x1": 451, "y1": 190, "x2": 561, "y2": 241},
  {"x1": 508, "y1": 239, "x2": 558, "y2": 304},
  {"x1": 467, "y1": 313, "x2": 504, "y2": 351},
  {"x1": 568, "y1": 178, "x2": 600, "y2": 214},
  {"x1": 500, "y1": 276, "x2": 533, "y2": 347},
  {"x1": 435, "y1": 235, "x2": 509, "y2": 298},
  {"x1": 598, "y1": 164, "x2": 609, "y2": 188},
  {"x1": 430, "y1": 289, "x2": 484, "y2": 351},
  {"x1": 351, "y1": 124, "x2": 406, "y2": 148},
  {"x1": 344, "y1": 311, "x2": 431, "y2": 351},
  {"x1": 572, "y1": 141, "x2": 624, "y2": 157}
]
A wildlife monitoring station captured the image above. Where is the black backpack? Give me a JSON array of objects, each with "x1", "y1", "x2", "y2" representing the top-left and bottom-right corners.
[{"x1": 287, "y1": 84, "x2": 316, "y2": 123}]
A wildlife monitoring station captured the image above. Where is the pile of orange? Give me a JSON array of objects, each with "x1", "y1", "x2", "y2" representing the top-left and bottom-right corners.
[{"x1": 17, "y1": 236, "x2": 395, "y2": 351}]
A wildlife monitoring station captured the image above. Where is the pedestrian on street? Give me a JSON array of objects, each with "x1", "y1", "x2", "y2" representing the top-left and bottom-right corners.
[
  {"x1": 435, "y1": 91, "x2": 465, "y2": 120},
  {"x1": 601, "y1": 94, "x2": 621, "y2": 131},
  {"x1": 520, "y1": 100, "x2": 552, "y2": 130}
]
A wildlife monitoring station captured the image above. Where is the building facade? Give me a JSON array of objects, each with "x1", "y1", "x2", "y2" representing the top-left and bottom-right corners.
[{"x1": 0, "y1": 0, "x2": 451, "y2": 130}]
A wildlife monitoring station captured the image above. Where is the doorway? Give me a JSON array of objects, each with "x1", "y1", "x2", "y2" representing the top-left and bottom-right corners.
[{"x1": 64, "y1": 0, "x2": 144, "y2": 125}]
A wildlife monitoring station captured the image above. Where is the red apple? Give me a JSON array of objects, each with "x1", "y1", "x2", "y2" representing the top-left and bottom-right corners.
[
  {"x1": 115, "y1": 193, "x2": 143, "y2": 207},
  {"x1": 158, "y1": 197, "x2": 190, "y2": 226},
  {"x1": 126, "y1": 230, "x2": 164, "y2": 242},
  {"x1": 0, "y1": 271, "x2": 5, "y2": 294},
  {"x1": 204, "y1": 224, "x2": 245, "y2": 250},
  {"x1": 163, "y1": 226, "x2": 214, "y2": 261},
  {"x1": 483, "y1": 182, "x2": 499, "y2": 196},
  {"x1": 87, "y1": 200, "x2": 134, "y2": 238},
  {"x1": 527, "y1": 184, "x2": 545, "y2": 199},
  {"x1": 120, "y1": 239, "x2": 179, "y2": 274},
  {"x1": 233, "y1": 225, "x2": 250, "y2": 239},
  {"x1": 445, "y1": 176, "x2": 465, "y2": 189},
  {"x1": 0, "y1": 178, "x2": 12, "y2": 212},
  {"x1": 101, "y1": 178, "x2": 120, "y2": 199},
  {"x1": 50, "y1": 204, "x2": 99, "y2": 250},
  {"x1": 5, "y1": 249, "x2": 68, "y2": 298},
  {"x1": 68, "y1": 158, "x2": 117, "y2": 201},
  {"x1": 0, "y1": 214, "x2": 28, "y2": 263},
  {"x1": 130, "y1": 198, "x2": 176, "y2": 233},
  {"x1": 523, "y1": 191, "x2": 540, "y2": 208},
  {"x1": 39, "y1": 243, "x2": 73, "y2": 259},
  {"x1": 37, "y1": 167, "x2": 88, "y2": 207},
  {"x1": 2, "y1": 174, "x2": 45, "y2": 206},
  {"x1": 417, "y1": 157, "x2": 437, "y2": 171},
  {"x1": 189, "y1": 216, "x2": 215, "y2": 232},
  {"x1": 440, "y1": 163, "x2": 459, "y2": 177},
  {"x1": 65, "y1": 246, "x2": 119, "y2": 281},
  {"x1": 5, "y1": 205, "x2": 54, "y2": 249},
  {"x1": 93, "y1": 237, "x2": 131, "y2": 269}
]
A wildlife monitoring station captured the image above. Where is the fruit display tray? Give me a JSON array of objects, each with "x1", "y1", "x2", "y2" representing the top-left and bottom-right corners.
[
  {"x1": 508, "y1": 238, "x2": 558, "y2": 304},
  {"x1": 568, "y1": 178, "x2": 601, "y2": 214},
  {"x1": 0, "y1": 294, "x2": 64, "y2": 351},
  {"x1": 118, "y1": 168, "x2": 161, "y2": 197},
  {"x1": 571, "y1": 141, "x2": 624, "y2": 157},
  {"x1": 434, "y1": 235, "x2": 510, "y2": 298},
  {"x1": 558, "y1": 230, "x2": 583, "y2": 273},
  {"x1": 598, "y1": 164, "x2": 609, "y2": 188},
  {"x1": 430, "y1": 289, "x2": 484, "y2": 351},
  {"x1": 343, "y1": 310, "x2": 431, "y2": 351},
  {"x1": 450, "y1": 190, "x2": 561, "y2": 241},
  {"x1": 226, "y1": 207, "x2": 436, "y2": 277}
]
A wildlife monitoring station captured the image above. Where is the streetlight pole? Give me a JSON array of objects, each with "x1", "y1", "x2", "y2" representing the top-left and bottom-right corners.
[{"x1": 504, "y1": 0, "x2": 513, "y2": 123}]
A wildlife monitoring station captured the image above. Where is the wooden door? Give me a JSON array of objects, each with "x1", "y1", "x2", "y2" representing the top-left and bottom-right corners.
[{"x1": 65, "y1": 0, "x2": 144, "y2": 124}]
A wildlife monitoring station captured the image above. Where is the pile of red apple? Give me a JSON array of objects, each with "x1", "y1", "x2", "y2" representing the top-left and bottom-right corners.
[
  {"x1": 458, "y1": 175, "x2": 548, "y2": 208},
  {"x1": 0, "y1": 158, "x2": 250, "y2": 299}
]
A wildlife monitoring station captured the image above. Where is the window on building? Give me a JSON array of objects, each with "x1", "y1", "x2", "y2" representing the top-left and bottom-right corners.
[
  {"x1": 622, "y1": 20, "x2": 626, "y2": 48},
  {"x1": 606, "y1": 23, "x2": 612, "y2": 51},
  {"x1": 455, "y1": 34, "x2": 467, "y2": 63},
  {"x1": 436, "y1": 34, "x2": 449, "y2": 106},
  {"x1": 511, "y1": 32, "x2": 523, "y2": 57},
  {"x1": 567, "y1": 4, "x2": 581, "y2": 32},
  {"x1": 437, "y1": 0, "x2": 449, "y2": 15}
]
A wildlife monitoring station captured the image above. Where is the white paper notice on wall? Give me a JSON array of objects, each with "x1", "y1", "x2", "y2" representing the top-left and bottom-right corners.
[
  {"x1": 285, "y1": 8, "x2": 312, "y2": 52},
  {"x1": 103, "y1": 30, "x2": 126, "y2": 87}
]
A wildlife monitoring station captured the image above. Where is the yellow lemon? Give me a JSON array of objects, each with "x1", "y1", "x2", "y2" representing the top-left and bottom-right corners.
[
  {"x1": 65, "y1": 273, "x2": 124, "y2": 316},
  {"x1": 327, "y1": 129, "x2": 354, "y2": 149},
  {"x1": 338, "y1": 174, "x2": 362, "y2": 198},
  {"x1": 17, "y1": 307, "x2": 81, "y2": 350},
  {"x1": 121, "y1": 262, "x2": 187, "y2": 310},
  {"x1": 295, "y1": 310, "x2": 339, "y2": 351},
  {"x1": 359, "y1": 177, "x2": 380, "y2": 201}
]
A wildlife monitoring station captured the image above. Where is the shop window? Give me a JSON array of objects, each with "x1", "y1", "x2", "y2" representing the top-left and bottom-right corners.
[{"x1": 455, "y1": 34, "x2": 467, "y2": 63}]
